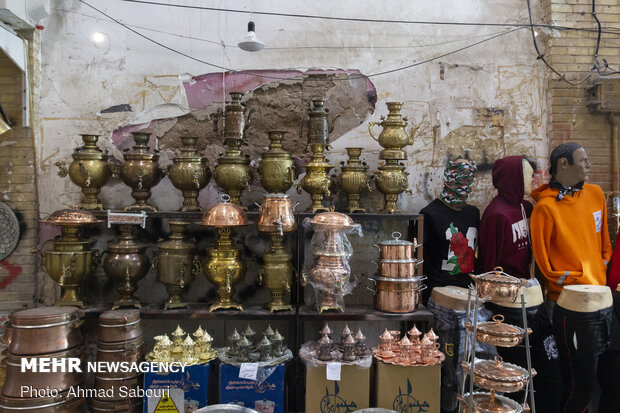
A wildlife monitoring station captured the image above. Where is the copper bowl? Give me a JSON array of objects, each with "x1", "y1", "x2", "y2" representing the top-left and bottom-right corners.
[
  {"x1": 470, "y1": 267, "x2": 527, "y2": 303},
  {"x1": 465, "y1": 314, "x2": 531, "y2": 348},
  {"x1": 90, "y1": 397, "x2": 143, "y2": 413},
  {"x1": 373, "y1": 231, "x2": 419, "y2": 260},
  {"x1": 98, "y1": 309, "x2": 142, "y2": 343},
  {"x1": 201, "y1": 194, "x2": 249, "y2": 227},
  {"x1": 9, "y1": 307, "x2": 84, "y2": 355},
  {"x1": 96, "y1": 337, "x2": 144, "y2": 378},
  {"x1": 40, "y1": 206, "x2": 103, "y2": 226},
  {"x1": 459, "y1": 392, "x2": 523, "y2": 413},
  {"x1": 0, "y1": 391, "x2": 87, "y2": 413},
  {"x1": 373, "y1": 258, "x2": 423, "y2": 278},
  {"x1": 257, "y1": 194, "x2": 297, "y2": 234},
  {"x1": 462, "y1": 356, "x2": 534, "y2": 393},
  {"x1": 3, "y1": 347, "x2": 85, "y2": 397},
  {"x1": 370, "y1": 276, "x2": 427, "y2": 313}
]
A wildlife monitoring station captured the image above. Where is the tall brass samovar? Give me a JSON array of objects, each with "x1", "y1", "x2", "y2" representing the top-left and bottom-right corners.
[
  {"x1": 213, "y1": 92, "x2": 253, "y2": 207},
  {"x1": 155, "y1": 222, "x2": 201, "y2": 310},
  {"x1": 40, "y1": 207, "x2": 102, "y2": 307},
  {"x1": 168, "y1": 136, "x2": 211, "y2": 212},
  {"x1": 258, "y1": 131, "x2": 295, "y2": 194},
  {"x1": 257, "y1": 194, "x2": 297, "y2": 312},
  {"x1": 102, "y1": 225, "x2": 150, "y2": 309},
  {"x1": 120, "y1": 132, "x2": 164, "y2": 211},
  {"x1": 338, "y1": 148, "x2": 370, "y2": 213},
  {"x1": 55, "y1": 134, "x2": 112, "y2": 210},
  {"x1": 201, "y1": 195, "x2": 249, "y2": 311}
]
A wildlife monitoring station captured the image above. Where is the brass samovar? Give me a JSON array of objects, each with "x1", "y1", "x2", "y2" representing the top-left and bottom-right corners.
[
  {"x1": 120, "y1": 132, "x2": 164, "y2": 211},
  {"x1": 257, "y1": 194, "x2": 297, "y2": 312},
  {"x1": 201, "y1": 195, "x2": 249, "y2": 311},
  {"x1": 155, "y1": 221, "x2": 200, "y2": 310},
  {"x1": 369, "y1": 102, "x2": 418, "y2": 213},
  {"x1": 40, "y1": 207, "x2": 102, "y2": 307},
  {"x1": 258, "y1": 131, "x2": 295, "y2": 194},
  {"x1": 338, "y1": 148, "x2": 370, "y2": 213},
  {"x1": 102, "y1": 225, "x2": 150, "y2": 309},
  {"x1": 55, "y1": 134, "x2": 112, "y2": 210},
  {"x1": 168, "y1": 136, "x2": 211, "y2": 212},
  {"x1": 213, "y1": 92, "x2": 253, "y2": 206}
]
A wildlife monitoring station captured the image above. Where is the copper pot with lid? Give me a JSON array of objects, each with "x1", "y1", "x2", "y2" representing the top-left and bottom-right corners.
[
  {"x1": 470, "y1": 267, "x2": 527, "y2": 303},
  {"x1": 373, "y1": 258, "x2": 423, "y2": 279},
  {"x1": 97, "y1": 309, "x2": 142, "y2": 343},
  {"x1": 373, "y1": 231, "x2": 419, "y2": 260},
  {"x1": 462, "y1": 356, "x2": 535, "y2": 393},
  {"x1": 96, "y1": 337, "x2": 144, "y2": 379},
  {"x1": 0, "y1": 391, "x2": 87, "y2": 413},
  {"x1": 458, "y1": 392, "x2": 523, "y2": 413},
  {"x1": 465, "y1": 314, "x2": 531, "y2": 348},
  {"x1": 370, "y1": 276, "x2": 427, "y2": 313},
  {"x1": 8, "y1": 307, "x2": 84, "y2": 355},
  {"x1": 201, "y1": 194, "x2": 249, "y2": 227}
]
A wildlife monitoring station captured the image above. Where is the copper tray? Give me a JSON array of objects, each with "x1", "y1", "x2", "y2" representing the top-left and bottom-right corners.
[{"x1": 0, "y1": 201, "x2": 19, "y2": 260}]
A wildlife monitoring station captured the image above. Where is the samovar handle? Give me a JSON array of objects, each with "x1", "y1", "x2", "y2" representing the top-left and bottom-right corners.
[
  {"x1": 191, "y1": 255, "x2": 202, "y2": 276},
  {"x1": 254, "y1": 202, "x2": 262, "y2": 212},
  {"x1": 287, "y1": 166, "x2": 295, "y2": 187},
  {"x1": 368, "y1": 122, "x2": 380, "y2": 141},
  {"x1": 257, "y1": 271, "x2": 263, "y2": 286},
  {"x1": 281, "y1": 279, "x2": 290, "y2": 293},
  {"x1": 328, "y1": 113, "x2": 341, "y2": 134},
  {"x1": 244, "y1": 108, "x2": 255, "y2": 132},
  {"x1": 150, "y1": 254, "x2": 159, "y2": 273},
  {"x1": 55, "y1": 161, "x2": 68, "y2": 178},
  {"x1": 92, "y1": 250, "x2": 101, "y2": 270}
]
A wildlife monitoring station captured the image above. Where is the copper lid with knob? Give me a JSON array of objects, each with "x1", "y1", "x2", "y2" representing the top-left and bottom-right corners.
[
  {"x1": 201, "y1": 194, "x2": 249, "y2": 227},
  {"x1": 309, "y1": 206, "x2": 355, "y2": 229}
]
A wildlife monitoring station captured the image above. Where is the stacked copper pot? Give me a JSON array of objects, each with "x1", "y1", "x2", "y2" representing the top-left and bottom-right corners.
[
  {"x1": 0, "y1": 307, "x2": 87, "y2": 412},
  {"x1": 91, "y1": 309, "x2": 143, "y2": 413},
  {"x1": 369, "y1": 231, "x2": 425, "y2": 313}
]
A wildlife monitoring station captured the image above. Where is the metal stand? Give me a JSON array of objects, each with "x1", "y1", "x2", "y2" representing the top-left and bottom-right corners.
[{"x1": 459, "y1": 289, "x2": 535, "y2": 413}]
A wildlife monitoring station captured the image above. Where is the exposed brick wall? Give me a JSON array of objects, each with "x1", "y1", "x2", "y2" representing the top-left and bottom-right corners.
[
  {"x1": 544, "y1": 0, "x2": 620, "y2": 237},
  {"x1": 0, "y1": 29, "x2": 41, "y2": 310}
]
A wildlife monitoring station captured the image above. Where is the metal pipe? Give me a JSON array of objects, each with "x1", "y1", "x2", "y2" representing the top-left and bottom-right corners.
[
  {"x1": 521, "y1": 292, "x2": 535, "y2": 413},
  {"x1": 609, "y1": 113, "x2": 619, "y2": 235}
]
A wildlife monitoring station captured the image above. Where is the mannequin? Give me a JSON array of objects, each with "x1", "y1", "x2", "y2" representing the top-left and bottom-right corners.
[
  {"x1": 420, "y1": 158, "x2": 479, "y2": 304},
  {"x1": 531, "y1": 143, "x2": 618, "y2": 413}
]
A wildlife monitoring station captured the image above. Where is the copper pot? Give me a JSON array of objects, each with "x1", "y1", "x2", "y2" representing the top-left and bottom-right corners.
[
  {"x1": 97, "y1": 309, "x2": 142, "y2": 344},
  {"x1": 462, "y1": 356, "x2": 534, "y2": 393},
  {"x1": 94, "y1": 374, "x2": 142, "y2": 401},
  {"x1": 96, "y1": 337, "x2": 144, "y2": 379},
  {"x1": 373, "y1": 259, "x2": 423, "y2": 279},
  {"x1": 373, "y1": 231, "x2": 418, "y2": 260},
  {"x1": 470, "y1": 267, "x2": 527, "y2": 303},
  {"x1": 8, "y1": 307, "x2": 84, "y2": 355},
  {"x1": 3, "y1": 347, "x2": 84, "y2": 397},
  {"x1": 0, "y1": 391, "x2": 87, "y2": 413},
  {"x1": 90, "y1": 397, "x2": 143, "y2": 413},
  {"x1": 256, "y1": 194, "x2": 297, "y2": 235},
  {"x1": 465, "y1": 314, "x2": 531, "y2": 348},
  {"x1": 370, "y1": 277, "x2": 426, "y2": 313},
  {"x1": 459, "y1": 392, "x2": 523, "y2": 413}
]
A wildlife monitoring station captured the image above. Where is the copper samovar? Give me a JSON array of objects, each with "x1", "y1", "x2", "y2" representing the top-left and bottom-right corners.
[
  {"x1": 168, "y1": 136, "x2": 211, "y2": 212},
  {"x1": 102, "y1": 225, "x2": 150, "y2": 309},
  {"x1": 55, "y1": 134, "x2": 112, "y2": 210},
  {"x1": 202, "y1": 195, "x2": 249, "y2": 311},
  {"x1": 120, "y1": 132, "x2": 164, "y2": 211},
  {"x1": 155, "y1": 221, "x2": 200, "y2": 310},
  {"x1": 258, "y1": 131, "x2": 295, "y2": 194},
  {"x1": 40, "y1": 207, "x2": 102, "y2": 307},
  {"x1": 213, "y1": 92, "x2": 253, "y2": 206},
  {"x1": 257, "y1": 194, "x2": 297, "y2": 312},
  {"x1": 338, "y1": 147, "x2": 370, "y2": 213}
]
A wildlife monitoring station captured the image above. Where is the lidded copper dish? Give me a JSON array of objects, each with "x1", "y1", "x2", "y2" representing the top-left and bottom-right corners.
[
  {"x1": 459, "y1": 392, "x2": 523, "y2": 413},
  {"x1": 374, "y1": 231, "x2": 419, "y2": 260},
  {"x1": 462, "y1": 356, "x2": 534, "y2": 393},
  {"x1": 201, "y1": 195, "x2": 249, "y2": 227},
  {"x1": 308, "y1": 207, "x2": 355, "y2": 229},
  {"x1": 41, "y1": 206, "x2": 103, "y2": 226},
  {"x1": 470, "y1": 267, "x2": 527, "y2": 303},
  {"x1": 98, "y1": 309, "x2": 142, "y2": 343},
  {"x1": 466, "y1": 314, "x2": 530, "y2": 347}
]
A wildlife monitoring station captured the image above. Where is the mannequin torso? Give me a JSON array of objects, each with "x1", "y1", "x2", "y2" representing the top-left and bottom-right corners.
[{"x1": 557, "y1": 284, "x2": 612, "y2": 312}]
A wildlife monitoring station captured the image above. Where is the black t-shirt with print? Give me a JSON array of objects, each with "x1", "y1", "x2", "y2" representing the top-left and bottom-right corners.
[{"x1": 420, "y1": 198, "x2": 480, "y2": 297}]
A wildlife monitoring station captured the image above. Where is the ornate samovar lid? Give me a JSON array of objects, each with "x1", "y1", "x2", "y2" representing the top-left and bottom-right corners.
[
  {"x1": 201, "y1": 195, "x2": 248, "y2": 227},
  {"x1": 309, "y1": 206, "x2": 354, "y2": 229},
  {"x1": 41, "y1": 206, "x2": 103, "y2": 226}
]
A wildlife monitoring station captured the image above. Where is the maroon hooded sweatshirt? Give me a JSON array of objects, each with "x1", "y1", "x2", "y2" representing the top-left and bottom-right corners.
[{"x1": 477, "y1": 156, "x2": 533, "y2": 277}]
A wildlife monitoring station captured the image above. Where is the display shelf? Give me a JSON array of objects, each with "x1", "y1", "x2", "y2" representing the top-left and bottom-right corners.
[
  {"x1": 298, "y1": 304, "x2": 433, "y2": 322},
  {"x1": 91, "y1": 210, "x2": 261, "y2": 220},
  {"x1": 83, "y1": 304, "x2": 295, "y2": 320}
]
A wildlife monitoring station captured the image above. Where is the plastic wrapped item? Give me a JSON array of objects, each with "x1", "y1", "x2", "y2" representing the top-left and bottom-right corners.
[{"x1": 301, "y1": 212, "x2": 363, "y2": 312}]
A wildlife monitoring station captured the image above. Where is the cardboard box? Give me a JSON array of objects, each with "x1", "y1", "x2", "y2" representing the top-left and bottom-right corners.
[
  {"x1": 143, "y1": 362, "x2": 211, "y2": 413},
  {"x1": 219, "y1": 362, "x2": 286, "y2": 413},
  {"x1": 305, "y1": 364, "x2": 371, "y2": 413},
  {"x1": 375, "y1": 360, "x2": 441, "y2": 413}
]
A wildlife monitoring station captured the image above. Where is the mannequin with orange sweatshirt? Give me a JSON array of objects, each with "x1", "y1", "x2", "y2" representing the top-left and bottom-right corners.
[{"x1": 531, "y1": 142, "x2": 618, "y2": 413}]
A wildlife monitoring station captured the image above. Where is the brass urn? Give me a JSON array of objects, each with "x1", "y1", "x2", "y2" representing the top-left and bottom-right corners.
[
  {"x1": 168, "y1": 136, "x2": 211, "y2": 212},
  {"x1": 201, "y1": 195, "x2": 249, "y2": 311},
  {"x1": 258, "y1": 131, "x2": 295, "y2": 194},
  {"x1": 368, "y1": 102, "x2": 413, "y2": 158},
  {"x1": 40, "y1": 207, "x2": 102, "y2": 308},
  {"x1": 338, "y1": 148, "x2": 370, "y2": 213},
  {"x1": 120, "y1": 132, "x2": 164, "y2": 211},
  {"x1": 308, "y1": 99, "x2": 330, "y2": 145},
  {"x1": 300, "y1": 144, "x2": 332, "y2": 213},
  {"x1": 102, "y1": 225, "x2": 150, "y2": 309},
  {"x1": 374, "y1": 160, "x2": 411, "y2": 214},
  {"x1": 257, "y1": 194, "x2": 297, "y2": 312},
  {"x1": 55, "y1": 134, "x2": 112, "y2": 210},
  {"x1": 155, "y1": 221, "x2": 200, "y2": 310}
]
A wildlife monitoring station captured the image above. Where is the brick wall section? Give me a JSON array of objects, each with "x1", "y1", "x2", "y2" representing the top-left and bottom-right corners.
[
  {"x1": 0, "y1": 29, "x2": 41, "y2": 310},
  {"x1": 544, "y1": 0, "x2": 620, "y2": 237}
]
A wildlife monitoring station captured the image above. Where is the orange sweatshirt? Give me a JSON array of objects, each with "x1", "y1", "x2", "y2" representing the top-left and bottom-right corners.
[{"x1": 531, "y1": 183, "x2": 612, "y2": 301}]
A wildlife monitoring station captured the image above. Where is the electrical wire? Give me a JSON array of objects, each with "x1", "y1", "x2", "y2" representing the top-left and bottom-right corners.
[{"x1": 77, "y1": 0, "x2": 525, "y2": 82}]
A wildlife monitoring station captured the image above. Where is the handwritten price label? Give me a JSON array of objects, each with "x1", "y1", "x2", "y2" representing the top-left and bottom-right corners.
[
  {"x1": 239, "y1": 363, "x2": 258, "y2": 381},
  {"x1": 326, "y1": 362, "x2": 341, "y2": 381}
]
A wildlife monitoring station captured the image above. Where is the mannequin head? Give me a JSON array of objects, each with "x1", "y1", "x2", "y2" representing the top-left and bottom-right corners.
[
  {"x1": 523, "y1": 158, "x2": 534, "y2": 196},
  {"x1": 439, "y1": 157, "x2": 477, "y2": 210},
  {"x1": 550, "y1": 143, "x2": 590, "y2": 187}
]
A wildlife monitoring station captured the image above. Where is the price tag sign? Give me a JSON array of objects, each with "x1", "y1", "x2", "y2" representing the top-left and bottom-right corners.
[
  {"x1": 239, "y1": 363, "x2": 259, "y2": 381},
  {"x1": 326, "y1": 362, "x2": 341, "y2": 381}
]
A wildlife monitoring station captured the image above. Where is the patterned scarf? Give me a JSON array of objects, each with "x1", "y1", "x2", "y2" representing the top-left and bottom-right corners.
[
  {"x1": 439, "y1": 159, "x2": 477, "y2": 209},
  {"x1": 549, "y1": 179, "x2": 584, "y2": 201}
]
